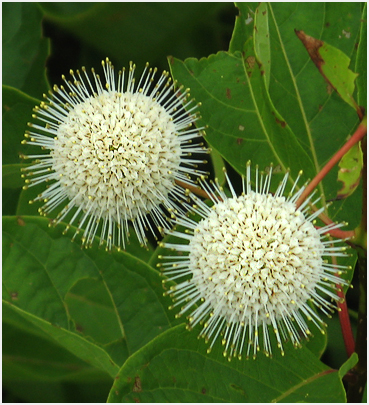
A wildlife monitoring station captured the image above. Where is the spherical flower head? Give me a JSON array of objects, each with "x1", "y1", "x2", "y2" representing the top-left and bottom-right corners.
[
  {"x1": 21, "y1": 58, "x2": 207, "y2": 250},
  {"x1": 161, "y1": 163, "x2": 350, "y2": 360}
]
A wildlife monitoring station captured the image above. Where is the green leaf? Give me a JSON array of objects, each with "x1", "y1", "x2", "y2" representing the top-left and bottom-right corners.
[
  {"x1": 173, "y1": 2, "x2": 362, "y2": 228},
  {"x1": 2, "y1": 216, "x2": 174, "y2": 371},
  {"x1": 247, "y1": 3, "x2": 360, "y2": 200},
  {"x1": 295, "y1": 30, "x2": 360, "y2": 114},
  {"x1": 2, "y1": 85, "x2": 41, "y2": 165},
  {"x1": 229, "y1": 3, "x2": 258, "y2": 53},
  {"x1": 4, "y1": 379, "x2": 113, "y2": 404},
  {"x1": 254, "y1": 3, "x2": 271, "y2": 88},
  {"x1": 39, "y1": 3, "x2": 96, "y2": 18},
  {"x1": 3, "y1": 321, "x2": 110, "y2": 382},
  {"x1": 2, "y1": 86, "x2": 42, "y2": 215},
  {"x1": 337, "y1": 142, "x2": 363, "y2": 199},
  {"x1": 108, "y1": 324, "x2": 346, "y2": 403},
  {"x1": 355, "y1": 3, "x2": 367, "y2": 110},
  {"x1": 2, "y1": 3, "x2": 50, "y2": 98},
  {"x1": 2, "y1": 188, "x2": 22, "y2": 216},
  {"x1": 338, "y1": 352, "x2": 359, "y2": 380},
  {"x1": 64, "y1": 278, "x2": 129, "y2": 347},
  {"x1": 169, "y1": 51, "x2": 315, "y2": 180},
  {"x1": 3, "y1": 301, "x2": 119, "y2": 378},
  {"x1": 2, "y1": 164, "x2": 27, "y2": 189},
  {"x1": 209, "y1": 148, "x2": 226, "y2": 186},
  {"x1": 264, "y1": 2, "x2": 361, "y2": 149}
]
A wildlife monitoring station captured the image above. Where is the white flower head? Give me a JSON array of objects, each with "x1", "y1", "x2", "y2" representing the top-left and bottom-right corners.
[
  {"x1": 22, "y1": 58, "x2": 208, "y2": 250},
  {"x1": 160, "y1": 162, "x2": 350, "y2": 360}
]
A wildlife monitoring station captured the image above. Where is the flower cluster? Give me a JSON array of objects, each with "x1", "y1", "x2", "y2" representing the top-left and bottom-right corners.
[
  {"x1": 160, "y1": 163, "x2": 349, "y2": 359},
  {"x1": 22, "y1": 58, "x2": 207, "y2": 250},
  {"x1": 22, "y1": 57, "x2": 350, "y2": 360}
]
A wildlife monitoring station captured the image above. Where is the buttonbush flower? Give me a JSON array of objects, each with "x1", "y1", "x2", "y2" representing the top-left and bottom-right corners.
[
  {"x1": 160, "y1": 163, "x2": 349, "y2": 359},
  {"x1": 22, "y1": 58, "x2": 207, "y2": 250}
]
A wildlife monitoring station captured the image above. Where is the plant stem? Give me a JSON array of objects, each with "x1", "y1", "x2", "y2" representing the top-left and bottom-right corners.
[
  {"x1": 296, "y1": 118, "x2": 367, "y2": 209},
  {"x1": 333, "y1": 254, "x2": 355, "y2": 357},
  {"x1": 175, "y1": 179, "x2": 210, "y2": 200}
]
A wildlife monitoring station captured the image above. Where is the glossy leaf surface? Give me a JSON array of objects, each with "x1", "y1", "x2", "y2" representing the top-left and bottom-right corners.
[
  {"x1": 108, "y1": 324, "x2": 347, "y2": 403},
  {"x1": 3, "y1": 216, "x2": 174, "y2": 375}
]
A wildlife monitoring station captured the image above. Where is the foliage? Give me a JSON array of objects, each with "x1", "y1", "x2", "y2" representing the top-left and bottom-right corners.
[{"x1": 2, "y1": 2, "x2": 366, "y2": 403}]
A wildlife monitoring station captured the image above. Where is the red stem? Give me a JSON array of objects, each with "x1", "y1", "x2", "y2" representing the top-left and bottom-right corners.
[
  {"x1": 296, "y1": 119, "x2": 367, "y2": 209},
  {"x1": 333, "y1": 254, "x2": 356, "y2": 357}
]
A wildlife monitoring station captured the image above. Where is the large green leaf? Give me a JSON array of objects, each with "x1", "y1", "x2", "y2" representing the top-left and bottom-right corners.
[
  {"x1": 108, "y1": 324, "x2": 347, "y2": 403},
  {"x1": 260, "y1": 3, "x2": 360, "y2": 197},
  {"x1": 259, "y1": 2, "x2": 360, "y2": 149},
  {"x1": 295, "y1": 30, "x2": 360, "y2": 114},
  {"x1": 2, "y1": 216, "x2": 174, "y2": 373},
  {"x1": 229, "y1": 3, "x2": 258, "y2": 53},
  {"x1": 3, "y1": 321, "x2": 111, "y2": 382},
  {"x1": 2, "y1": 3, "x2": 50, "y2": 98},
  {"x1": 337, "y1": 142, "x2": 363, "y2": 200},
  {"x1": 2, "y1": 164, "x2": 27, "y2": 189},
  {"x1": 3, "y1": 301, "x2": 119, "y2": 378},
  {"x1": 170, "y1": 1, "x2": 362, "y2": 228},
  {"x1": 169, "y1": 51, "x2": 315, "y2": 180}
]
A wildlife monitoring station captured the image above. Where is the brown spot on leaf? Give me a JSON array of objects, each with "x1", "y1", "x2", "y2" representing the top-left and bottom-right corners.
[
  {"x1": 133, "y1": 376, "x2": 142, "y2": 393},
  {"x1": 133, "y1": 398, "x2": 140, "y2": 403},
  {"x1": 272, "y1": 112, "x2": 286, "y2": 128},
  {"x1": 201, "y1": 388, "x2": 207, "y2": 394},
  {"x1": 237, "y1": 138, "x2": 243, "y2": 145},
  {"x1": 295, "y1": 30, "x2": 324, "y2": 66},
  {"x1": 226, "y1": 88, "x2": 231, "y2": 99},
  {"x1": 3, "y1": 104, "x2": 10, "y2": 112},
  {"x1": 75, "y1": 324, "x2": 84, "y2": 332},
  {"x1": 327, "y1": 84, "x2": 334, "y2": 95},
  {"x1": 262, "y1": 10, "x2": 266, "y2": 15},
  {"x1": 275, "y1": 117, "x2": 286, "y2": 128},
  {"x1": 325, "y1": 22, "x2": 330, "y2": 27},
  {"x1": 246, "y1": 56, "x2": 256, "y2": 70},
  {"x1": 11, "y1": 292, "x2": 18, "y2": 301},
  {"x1": 17, "y1": 217, "x2": 25, "y2": 226},
  {"x1": 168, "y1": 56, "x2": 174, "y2": 65}
]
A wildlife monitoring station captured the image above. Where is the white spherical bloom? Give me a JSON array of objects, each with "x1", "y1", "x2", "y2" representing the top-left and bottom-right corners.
[
  {"x1": 160, "y1": 163, "x2": 350, "y2": 359},
  {"x1": 22, "y1": 58, "x2": 207, "y2": 250}
]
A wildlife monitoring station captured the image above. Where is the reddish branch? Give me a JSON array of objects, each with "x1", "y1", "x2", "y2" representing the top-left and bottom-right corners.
[
  {"x1": 175, "y1": 179, "x2": 210, "y2": 199},
  {"x1": 296, "y1": 119, "x2": 367, "y2": 209},
  {"x1": 332, "y1": 254, "x2": 356, "y2": 357}
]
